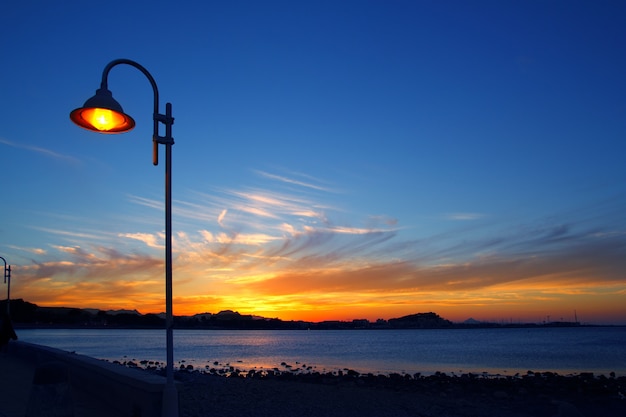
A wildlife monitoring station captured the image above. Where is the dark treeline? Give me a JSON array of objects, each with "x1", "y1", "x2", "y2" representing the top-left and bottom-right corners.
[{"x1": 3, "y1": 299, "x2": 582, "y2": 330}]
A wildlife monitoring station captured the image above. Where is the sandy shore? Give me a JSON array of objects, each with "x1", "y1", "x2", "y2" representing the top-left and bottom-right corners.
[{"x1": 169, "y1": 367, "x2": 625, "y2": 417}]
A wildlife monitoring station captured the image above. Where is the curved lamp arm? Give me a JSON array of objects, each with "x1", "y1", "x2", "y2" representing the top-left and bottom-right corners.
[
  {"x1": 100, "y1": 59, "x2": 160, "y2": 111},
  {"x1": 0, "y1": 256, "x2": 10, "y2": 315},
  {"x1": 100, "y1": 59, "x2": 174, "y2": 166},
  {"x1": 0, "y1": 256, "x2": 8, "y2": 283}
]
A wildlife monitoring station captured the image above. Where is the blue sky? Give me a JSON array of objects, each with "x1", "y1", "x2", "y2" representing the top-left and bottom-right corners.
[{"x1": 1, "y1": 0, "x2": 625, "y2": 323}]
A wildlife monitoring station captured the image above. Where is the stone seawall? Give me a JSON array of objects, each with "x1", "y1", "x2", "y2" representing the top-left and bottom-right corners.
[{"x1": 10, "y1": 341, "x2": 169, "y2": 417}]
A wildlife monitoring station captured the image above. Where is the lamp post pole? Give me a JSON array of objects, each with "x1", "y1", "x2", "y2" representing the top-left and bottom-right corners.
[
  {"x1": 0, "y1": 256, "x2": 10, "y2": 316},
  {"x1": 162, "y1": 101, "x2": 176, "y2": 416},
  {"x1": 70, "y1": 59, "x2": 178, "y2": 417}
]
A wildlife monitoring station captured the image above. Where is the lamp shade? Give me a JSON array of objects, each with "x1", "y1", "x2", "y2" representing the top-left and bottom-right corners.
[{"x1": 70, "y1": 88, "x2": 135, "y2": 133}]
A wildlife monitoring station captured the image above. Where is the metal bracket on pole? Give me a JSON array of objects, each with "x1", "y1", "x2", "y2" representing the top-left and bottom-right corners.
[{"x1": 153, "y1": 106, "x2": 175, "y2": 165}]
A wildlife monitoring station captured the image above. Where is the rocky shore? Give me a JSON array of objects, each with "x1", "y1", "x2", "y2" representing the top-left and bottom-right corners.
[{"x1": 117, "y1": 360, "x2": 625, "y2": 417}]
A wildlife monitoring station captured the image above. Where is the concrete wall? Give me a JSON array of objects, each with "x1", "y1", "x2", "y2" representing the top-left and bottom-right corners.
[{"x1": 11, "y1": 341, "x2": 169, "y2": 417}]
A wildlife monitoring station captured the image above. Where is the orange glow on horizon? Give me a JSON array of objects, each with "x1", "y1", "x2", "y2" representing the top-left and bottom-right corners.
[
  {"x1": 11, "y1": 244, "x2": 626, "y2": 325},
  {"x1": 19, "y1": 286, "x2": 626, "y2": 325}
]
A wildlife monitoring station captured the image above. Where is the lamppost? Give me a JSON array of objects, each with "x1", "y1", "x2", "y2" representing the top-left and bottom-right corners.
[
  {"x1": 69, "y1": 59, "x2": 178, "y2": 417},
  {"x1": 0, "y1": 256, "x2": 10, "y2": 315}
]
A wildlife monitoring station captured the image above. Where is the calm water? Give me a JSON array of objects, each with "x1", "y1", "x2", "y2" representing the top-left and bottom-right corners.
[{"x1": 16, "y1": 327, "x2": 626, "y2": 377}]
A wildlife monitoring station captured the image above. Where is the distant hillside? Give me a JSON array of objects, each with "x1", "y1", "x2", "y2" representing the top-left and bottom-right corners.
[
  {"x1": 388, "y1": 312, "x2": 453, "y2": 328},
  {"x1": 2, "y1": 299, "x2": 164, "y2": 328}
]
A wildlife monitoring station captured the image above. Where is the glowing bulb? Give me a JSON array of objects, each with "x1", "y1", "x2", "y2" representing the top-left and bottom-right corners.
[{"x1": 80, "y1": 108, "x2": 128, "y2": 131}]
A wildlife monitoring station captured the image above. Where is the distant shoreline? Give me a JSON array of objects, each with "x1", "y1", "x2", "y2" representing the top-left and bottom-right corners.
[
  {"x1": 14, "y1": 322, "x2": 620, "y2": 331},
  {"x1": 6, "y1": 299, "x2": 621, "y2": 329}
]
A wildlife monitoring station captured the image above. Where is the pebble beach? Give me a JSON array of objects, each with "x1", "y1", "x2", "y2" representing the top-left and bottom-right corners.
[{"x1": 166, "y1": 363, "x2": 626, "y2": 417}]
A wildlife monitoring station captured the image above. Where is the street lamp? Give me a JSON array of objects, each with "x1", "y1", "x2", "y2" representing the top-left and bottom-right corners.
[
  {"x1": 0, "y1": 256, "x2": 11, "y2": 315},
  {"x1": 70, "y1": 59, "x2": 178, "y2": 417}
]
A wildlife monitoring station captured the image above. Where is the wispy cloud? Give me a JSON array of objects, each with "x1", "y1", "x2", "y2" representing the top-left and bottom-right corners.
[
  {"x1": 7, "y1": 245, "x2": 47, "y2": 255},
  {"x1": 0, "y1": 137, "x2": 81, "y2": 165},
  {"x1": 30, "y1": 226, "x2": 109, "y2": 241},
  {"x1": 120, "y1": 232, "x2": 163, "y2": 249},
  {"x1": 445, "y1": 212, "x2": 485, "y2": 221},
  {"x1": 217, "y1": 209, "x2": 227, "y2": 227},
  {"x1": 127, "y1": 195, "x2": 163, "y2": 212},
  {"x1": 255, "y1": 169, "x2": 336, "y2": 192}
]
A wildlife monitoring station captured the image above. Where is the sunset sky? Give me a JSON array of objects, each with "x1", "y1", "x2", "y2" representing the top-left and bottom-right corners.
[{"x1": 1, "y1": 1, "x2": 625, "y2": 324}]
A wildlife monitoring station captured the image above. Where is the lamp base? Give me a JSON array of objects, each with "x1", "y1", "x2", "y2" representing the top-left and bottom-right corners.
[{"x1": 161, "y1": 382, "x2": 179, "y2": 417}]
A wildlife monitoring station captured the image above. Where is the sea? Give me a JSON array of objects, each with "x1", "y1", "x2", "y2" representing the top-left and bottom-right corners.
[{"x1": 15, "y1": 327, "x2": 626, "y2": 377}]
